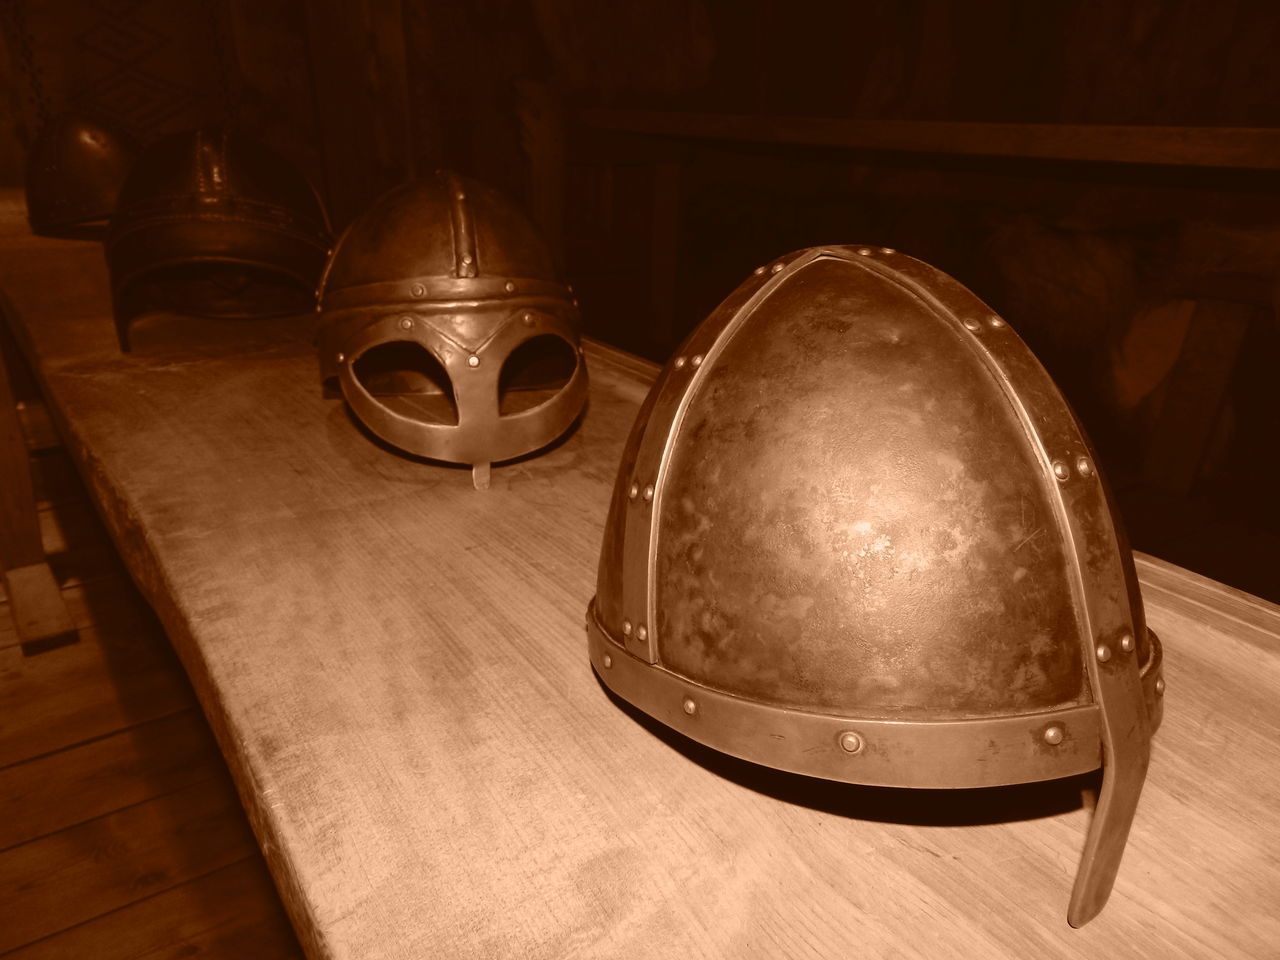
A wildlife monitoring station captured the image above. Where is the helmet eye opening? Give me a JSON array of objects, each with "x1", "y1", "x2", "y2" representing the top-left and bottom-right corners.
[
  {"x1": 353, "y1": 340, "x2": 459, "y2": 426},
  {"x1": 498, "y1": 333, "x2": 577, "y2": 418}
]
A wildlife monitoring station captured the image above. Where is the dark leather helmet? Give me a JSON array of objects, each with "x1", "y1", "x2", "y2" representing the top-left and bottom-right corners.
[
  {"x1": 106, "y1": 128, "x2": 331, "y2": 350},
  {"x1": 24, "y1": 114, "x2": 135, "y2": 240},
  {"x1": 587, "y1": 245, "x2": 1164, "y2": 926},
  {"x1": 318, "y1": 170, "x2": 587, "y2": 489}
]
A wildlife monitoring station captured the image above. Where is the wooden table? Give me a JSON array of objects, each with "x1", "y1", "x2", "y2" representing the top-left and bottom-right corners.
[{"x1": 2, "y1": 194, "x2": 1277, "y2": 959}]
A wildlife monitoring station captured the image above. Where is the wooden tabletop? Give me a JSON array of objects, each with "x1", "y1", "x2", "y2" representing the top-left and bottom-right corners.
[{"x1": 2, "y1": 194, "x2": 1278, "y2": 959}]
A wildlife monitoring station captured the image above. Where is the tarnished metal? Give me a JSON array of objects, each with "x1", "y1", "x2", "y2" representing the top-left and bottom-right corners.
[
  {"x1": 106, "y1": 129, "x2": 331, "y2": 351},
  {"x1": 24, "y1": 115, "x2": 135, "y2": 240},
  {"x1": 317, "y1": 170, "x2": 587, "y2": 489},
  {"x1": 587, "y1": 245, "x2": 1164, "y2": 926}
]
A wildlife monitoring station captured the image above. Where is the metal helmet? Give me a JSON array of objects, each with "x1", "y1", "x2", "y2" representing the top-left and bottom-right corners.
[
  {"x1": 24, "y1": 114, "x2": 135, "y2": 240},
  {"x1": 106, "y1": 128, "x2": 331, "y2": 351},
  {"x1": 318, "y1": 170, "x2": 588, "y2": 489},
  {"x1": 587, "y1": 245, "x2": 1164, "y2": 927}
]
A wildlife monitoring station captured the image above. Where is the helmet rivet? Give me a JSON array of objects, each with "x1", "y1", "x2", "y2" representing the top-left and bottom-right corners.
[
  {"x1": 1076, "y1": 456, "x2": 1093, "y2": 477},
  {"x1": 690, "y1": 354, "x2": 704, "y2": 367},
  {"x1": 1052, "y1": 460, "x2": 1070, "y2": 481},
  {"x1": 988, "y1": 315, "x2": 1005, "y2": 328},
  {"x1": 838, "y1": 731, "x2": 864, "y2": 754},
  {"x1": 336, "y1": 352, "x2": 346, "y2": 363},
  {"x1": 1043, "y1": 725, "x2": 1064, "y2": 746},
  {"x1": 399, "y1": 317, "x2": 413, "y2": 330},
  {"x1": 1155, "y1": 677, "x2": 1166, "y2": 695},
  {"x1": 505, "y1": 281, "x2": 516, "y2": 293},
  {"x1": 674, "y1": 356, "x2": 686, "y2": 369},
  {"x1": 1096, "y1": 643, "x2": 1112, "y2": 663},
  {"x1": 635, "y1": 624, "x2": 648, "y2": 641},
  {"x1": 963, "y1": 318, "x2": 981, "y2": 331},
  {"x1": 770, "y1": 262, "x2": 784, "y2": 273},
  {"x1": 628, "y1": 483, "x2": 639, "y2": 499},
  {"x1": 642, "y1": 485, "x2": 654, "y2": 501},
  {"x1": 522, "y1": 312, "x2": 535, "y2": 326},
  {"x1": 880, "y1": 247, "x2": 895, "y2": 254},
  {"x1": 622, "y1": 620, "x2": 633, "y2": 637},
  {"x1": 683, "y1": 697, "x2": 698, "y2": 716},
  {"x1": 411, "y1": 283, "x2": 426, "y2": 297},
  {"x1": 456, "y1": 193, "x2": 466, "y2": 201},
  {"x1": 467, "y1": 355, "x2": 480, "y2": 368},
  {"x1": 1120, "y1": 632, "x2": 1134, "y2": 652},
  {"x1": 857, "y1": 247, "x2": 873, "y2": 256},
  {"x1": 754, "y1": 265, "x2": 766, "y2": 275},
  {"x1": 602, "y1": 653, "x2": 612, "y2": 669},
  {"x1": 461, "y1": 253, "x2": 474, "y2": 265}
]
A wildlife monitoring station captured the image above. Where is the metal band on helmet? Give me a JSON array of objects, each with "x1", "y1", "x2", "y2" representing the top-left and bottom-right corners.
[
  {"x1": 588, "y1": 245, "x2": 1164, "y2": 926},
  {"x1": 318, "y1": 170, "x2": 588, "y2": 488}
]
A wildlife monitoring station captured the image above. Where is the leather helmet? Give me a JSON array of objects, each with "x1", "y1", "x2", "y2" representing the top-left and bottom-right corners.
[
  {"x1": 106, "y1": 128, "x2": 331, "y2": 350},
  {"x1": 24, "y1": 114, "x2": 134, "y2": 240},
  {"x1": 318, "y1": 170, "x2": 587, "y2": 489},
  {"x1": 587, "y1": 245, "x2": 1164, "y2": 926}
]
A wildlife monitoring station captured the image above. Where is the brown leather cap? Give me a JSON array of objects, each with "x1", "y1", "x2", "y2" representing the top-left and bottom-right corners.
[
  {"x1": 106, "y1": 129, "x2": 331, "y2": 350},
  {"x1": 25, "y1": 114, "x2": 135, "y2": 240},
  {"x1": 588, "y1": 245, "x2": 1163, "y2": 927}
]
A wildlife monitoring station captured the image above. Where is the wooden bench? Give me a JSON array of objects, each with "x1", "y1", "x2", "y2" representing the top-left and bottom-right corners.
[{"x1": 1, "y1": 191, "x2": 1277, "y2": 958}]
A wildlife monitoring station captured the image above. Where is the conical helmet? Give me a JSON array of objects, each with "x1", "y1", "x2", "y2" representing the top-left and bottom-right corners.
[
  {"x1": 24, "y1": 114, "x2": 135, "y2": 240},
  {"x1": 587, "y1": 245, "x2": 1164, "y2": 926},
  {"x1": 317, "y1": 170, "x2": 587, "y2": 489},
  {"x1": 106, "y1": 128, "x2": 331, "y2": 350}
]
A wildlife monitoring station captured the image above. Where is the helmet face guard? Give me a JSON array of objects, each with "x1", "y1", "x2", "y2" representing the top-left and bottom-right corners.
[
  {"x1": 588, "y1": 245, "x2": 1164, "y2": 926},
  {"x1": 318, "y1": 172, "x2": 588, "y2": 488}
]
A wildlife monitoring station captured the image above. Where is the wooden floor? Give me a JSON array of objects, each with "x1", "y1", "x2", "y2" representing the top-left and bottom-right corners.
[{"x1": 0, "y1": 421, "x2": 303, "y2": 958}]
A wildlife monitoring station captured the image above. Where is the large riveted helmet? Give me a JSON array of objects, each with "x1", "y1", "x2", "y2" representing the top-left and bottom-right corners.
[
  {"x1": 317, "y1": 170, "x2": 588, "y2": 489},
  {"x1": 587, "y1": 245, "x2": 1164, "y2": 927},
  {"x1": 24, "y1": 114, "x2": 135, "y2": 239},
  {"x1": 106, "y1": 129, "x2": 331, "y2": 351}
]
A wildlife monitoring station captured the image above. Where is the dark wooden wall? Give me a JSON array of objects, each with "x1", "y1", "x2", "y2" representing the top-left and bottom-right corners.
[{"x1": 3, "y1": 0, "x2": 1279, "y2": 596}]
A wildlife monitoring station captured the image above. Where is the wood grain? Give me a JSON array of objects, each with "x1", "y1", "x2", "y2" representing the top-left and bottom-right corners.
[
  {"x1": 0, "y1": 775, "x2": 259, "y2": 953},
  {"x1": 3, "y1": 856, "x2": 304, "y2": 960},
  {"x1": 0, "y1": 708, "x2": 222, "y2": 849},
  {"x1": 2, "y1": 202, "x2": 1278, "y2": 958},
  {"x1": 578, "y1": 109, "x2": 1280, "y2": 171}
]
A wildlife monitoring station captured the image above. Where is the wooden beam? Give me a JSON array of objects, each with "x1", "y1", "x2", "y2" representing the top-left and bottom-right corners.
[{"x1": 578, "y1": 109, "x2": 1280, "y2": 171}]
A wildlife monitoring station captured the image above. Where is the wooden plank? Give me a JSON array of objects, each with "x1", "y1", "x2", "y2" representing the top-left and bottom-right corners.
[
  {"x1": 0, "y1": 775, "x2": 259, "y2": 953},
  {"x1": 1, "y1": 571, "x2": 148, "y2": 649},
  {"x1": 0, "y1": 708, "x2": 221, "y2": 849},
  {"x1": 578, "y1": 108, "x2": 1280, "y2": 171},
  {"x1": 4, "y1": 856, "x2": 302, "y2": 960},
  {"x1": 1, "y1": 561, "x2": 75, "y2": 653},
  {"x1": 0, "y1": 331, "x2": 45, "y2": 571},
  {"x1": 0, "y1": 615, "x2": 195, "y2": 769},
  {"x1": 2, "y1": 213, "x2": 1279, "y2": 958}
]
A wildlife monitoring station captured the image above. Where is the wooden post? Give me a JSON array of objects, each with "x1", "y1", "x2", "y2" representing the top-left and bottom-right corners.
[{"x1": 0, "y1": 333, "x2": 75, "y2": 654}]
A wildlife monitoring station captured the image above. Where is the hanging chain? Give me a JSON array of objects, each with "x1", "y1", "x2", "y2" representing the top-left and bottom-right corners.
[{"x1": 3, "y1": 0, "x2": 52, "y2": 131}]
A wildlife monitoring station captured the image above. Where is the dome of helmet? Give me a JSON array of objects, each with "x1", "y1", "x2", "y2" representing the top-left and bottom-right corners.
[
  {"x1": 320, "y1": 170, "x2": 559, "y2": 298},
  {"x1": 588, "y1": 245, "x2": 1163, "y2": 925},
  {"x1": 24, "y1": 114, "x2": 135, "y2": 239},
  {"x1": 106, "y1": 128, "x2": 331, "y2": 347}
]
